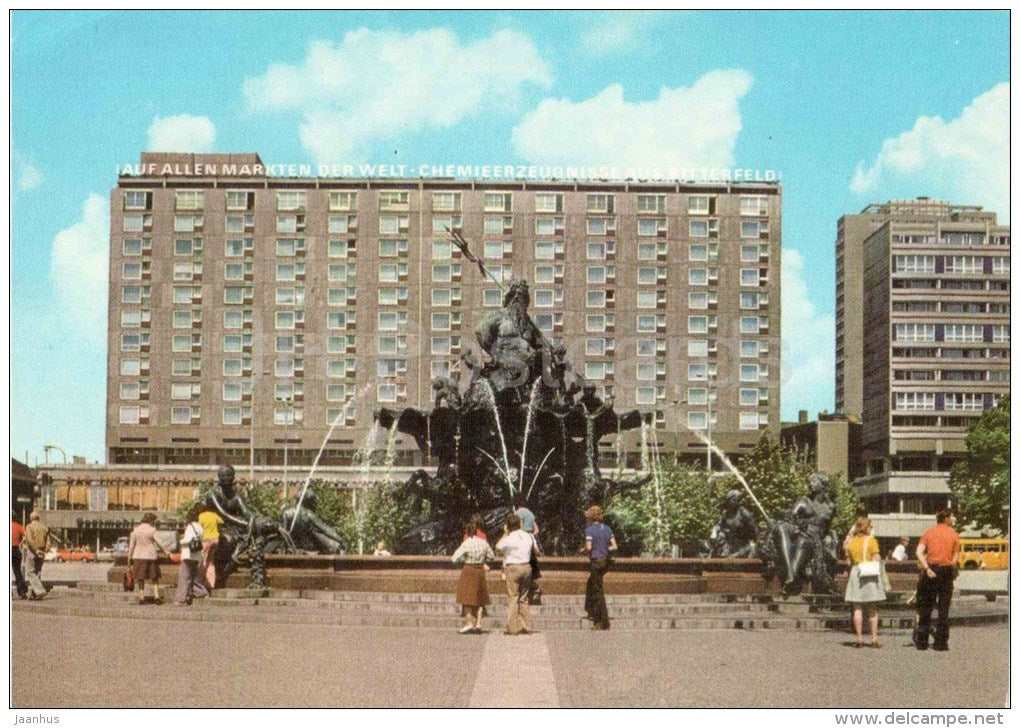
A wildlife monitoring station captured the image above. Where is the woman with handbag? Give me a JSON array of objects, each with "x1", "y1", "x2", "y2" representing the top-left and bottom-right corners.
[
  {"x1": 844, "y1": 516, "x2": 886, "y2": 648},
  {"x1": 128, "y1": 512, "x2": 172, "y2": 605},
  {"x1": 174, "y1": 504, "x2": 209, "y2": 606},
  {"x1": 451, "y1": 517, "x2": 496, "y2": 634}
]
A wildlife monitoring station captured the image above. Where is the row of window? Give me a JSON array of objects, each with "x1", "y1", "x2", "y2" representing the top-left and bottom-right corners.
[
  {"x1": 893, "y1": 392, "x2": 1003, "y2": 411},
  {"x1": 126, "y1": 189, "x2": 771, "y2": 217},
  {"x1": 892, "y1": 324, "x2": 1009, "y2": 343},
  {"x1": 892, "y1": 254, "x2": 1009, "y2": 275},
  {"x1": 891, "y1": 232, "x2": 1009, "y2": 248}
]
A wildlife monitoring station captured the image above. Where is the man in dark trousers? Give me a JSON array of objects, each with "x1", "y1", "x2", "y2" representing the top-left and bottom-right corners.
[
  {"x1": 583, "y1": 505, "x2": 617, "y2": 630},
  {"x1": 914, "y1": 508, "x2": 962, "y2": 651},
  {"x1": 11, "y1": 513, "x2": 28, "y2": 598}
]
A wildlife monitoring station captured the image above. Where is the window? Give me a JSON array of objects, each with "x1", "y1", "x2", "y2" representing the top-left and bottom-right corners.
[
  {"x1": 689, "y1": 269, "x2": 708, "y2": 286},
  {"x1": 226, "y1": 190, "x2": 252, "y2": 210},
  {"x1": 122, "y1": 262, "x2": 142, "y2": 280},
  {"x1": 894, "y1": 323, "x2": 936, "y2": 342},
  {"x1": 688, "y1": 316, "x2": 708, "y2": 334},
  {"x1": 944, "y1": 256, "x2": 982, "y2": 274},
  {"x1": 277, "y1": 191, "x2": 305, "y2": 211},
  {"x1": 275, "y1": 311, "x2": 295, "y2": 330},
  {"x1": 688, "y1": 388, "x2": 708, "y2": 406},
  {"x1": 432, "y1": 264, "x2": 452, "y2": 283},
  {"x1": 225, "y1": 216, "x2": 246, "y2": 233},
  {"x1": 944, "y1": 324, "x2": 983, "y2": 342},
  {"x1": 225, "y1": 239, "x2": 244, "y2": 257},
  {"x1": 121, "y1": 310, "x2": 141, "y2": 328},
  {"x1": 587, "y1": 266, "x2": 606, "y2": 284},
  {"x1": 534, "y1": 193, "x2": 562, "y2": 213},
  {"x1": 432, "y1": 312, "x2": 451, "y2": 330},
  {"x1": 534, "y1": 265, "x2": 555, "y2": 284},
  {"x1": 432, "y1": 191, "x2": 461, "y2": 212},
  {"x1": 222, "y1": 408, "x2": 243, "y2": 426},
  {"x1": 741, "y1": 244, "x2": 760, "y2": 262},
  {"x1": 690, "y1": 219, "x2": 719, "y2": 238},
  {"x1": 740, "y1": 220, "x2": 767, "y2": 238},
  {"x1": 586, "y1": 338, "x2": 606, "y2": 356},
  {"x1": 688, "y1": 412, "x2": 707, "y2": 430},
  {"x1": 172, "y1": 358, "x2": 192, "y2": 375},
  {"x1": 327, "y1": 383, "x2": 347, "y2": 401},
  {"x1": 991, "y1": 257, "x2": 1009, "y2": 275},
  {"x1": 740, "y1": 293, "x2": 759, "y2": 310},
  {"x1": 689, "y1": 244, "x2": 708, "y2": 262},
  {"x1": 379, "y1": 191, "x2": 409, "y2": 210},
  {"x1": 992, "y1": 325, "x2": 1010, "y2": 343},
  {"x1": 637, "y1": 339, "x2": 657, "y2": 357},
  {"x1": 895, "y1": 392, "x2": 935, "y2": 410},
  {"x1": 224, "y1": 286, "x2": 245, "y2": 305},
  {"x1": 585, "y1": 362, "x2": 609, "y2": 381},
  {"x1": 172, "y1": 335, "x2": 192, "y2": 352},
  {"x1": 123, "y1": 238, "x2": 143, "y2": 256},
  {"x1": 944, "y1": 393, "x2": 983, "y2": 411},
  {"x1": 637, "y1": 291, "x2": 657, "y2": 308},
  {"x1": 124, "y1": 190, "x2": 150, "y2": 210},
  {"x1": 175, "y1": 190, "x2": 203, "y2": 210},
  {"x1": 637, "y1": 195, "x2": 666, "y2": 214},
  {"x1": 688, "y1": 340, "x2": 708, "y2": 357},
  {"x1": 223, "y1": 335, "x2": 243, "y2": 353},
  {"x1": 484, "y1": 192, "x2": 512, "y2": 212},
  {"x1": 635, "y1": 387, "x2": 657, "y2": 406},
  {"x1": 586, "y1": 315, "x2": 606, "y2": 333},
  {"x1": 739, "y1": 388, "x2": 759, "y2": 406},
  {"x1": 120, "y1": 358, "x2": 141, "y2": 376},
  {"x1": 173, "y1": 310, "x2": 192, "y2": 328},
  {"x1": 172, "y1": 238, "x2": 193, "y2": 256},
  {"x1": 223, "y1": 359, "x2": 243, "y2": 377},
  {"x1": 586, "y1": 194, "x2": 614, "y2": 213},
  {"x1": 638, "y1": 218, "x2": 666, "y2": 236},
  {"x1": 740, "y1": 316, "x2": 760, "y2": 334},
  {"x1": 587, "y1": 218, "x2": 612, "y2": 236},
  {"x1": 740, "y1": 412, "x2": 760, "y2": 430},
  {"x1": 637, "y1": 267, "x2": 657, "y2": 285},
  {"x1": 484, "y1": 289, "x2": 503, "y2": 307},
  {"x1": 893, "y1": 255, "x2": 936, "y2": 274},
  {"x1": 119, "y1": 406, "x2": 141, "y2": 425},
  {"x1": 586, "y1": 242, "x2": 606, "y2": 260},
  {"x1": 689, "y1": 292, "x2": 709, "y2": 309},
  {"x1": 486, "y1": 241, "x2": 508, "y2": 259},
  {"x1": 276, "y1": 264, "x2": 296, "y2": 282},
  {"x1": 330, "y1": 191, "x2": 356, "y2": 211},
  {"x1": 740, "y1": 269, "x2": 760, "y2": 286},
  {"x1": 172, "y1": 383, "x2": 196, "y2": 401},
  {"x1": 120, "y1": 382, "x2": 140, "y2": 400},
  {"x1": 688, "y1": 196, "x2": 712, "y2": 214},
  {"x1": 637, "y1": 315, "x2": 657, "y2": 333},
  {"x1": 636, "y1": 363, "x2": 656, "y2": 381},
  {"x1": 584, "y1": 290, "x2": 606, "y2": 308},
  {"x1": 535, "y1": 217, "x2": 563, "y2": 235},
  {"x1": 741, "y1": 340, "x2": 760, "y2": 358},
  {"x1": 534, "y1": 241, "x2": 555, "y2": 260},
  {"x1": 485, "y1": 216, "x2": 511, "y2": 235},
  {"x1": 171, "y1": 407, "x2": 193, "y2": 425},
  {"x1": 379, "y1": 215, "x2": 406, "y2": 234},
  {"x1": 740, "y1": 196, "x2": 767, "y2": 216},
  {"x1": 740, "y1": 364, "x2": 759, "y2": 382},
  {"x1": 172, "y1": 215, "x2": 196, "y2": 232}
]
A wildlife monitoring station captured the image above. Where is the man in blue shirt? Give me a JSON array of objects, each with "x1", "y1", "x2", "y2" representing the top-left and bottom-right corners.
[
  {"x1": 514, "y1": 495, "x2": 542, "y2": 605},
  {"x1": 583, "y1": 505, "x2": 617, "y2": 630}
]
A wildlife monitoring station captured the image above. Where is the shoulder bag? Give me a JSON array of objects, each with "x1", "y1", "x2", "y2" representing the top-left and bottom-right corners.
[{"x1": 857, "y1": 538, "x2": 880, "y2": 578}]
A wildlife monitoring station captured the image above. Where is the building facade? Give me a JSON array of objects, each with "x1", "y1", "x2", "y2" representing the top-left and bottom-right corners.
[
  {"x1": 780, "y1": 411, "x2": 863, "y2": 483},
  {"x1": 836, "y1": 198, "x2": 1010, "y2": 536},
  {"x1": 107, "y1": 152, "x2": 782, "y2": 470}
]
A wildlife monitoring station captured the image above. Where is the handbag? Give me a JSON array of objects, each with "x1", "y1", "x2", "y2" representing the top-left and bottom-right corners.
[
  {"x1": 186, "y1": 523, "x2": 203, "y2": 553},
  {"x1": 857, "y1": 539, "x2": 880, "y2": 578},
  {"x1": 123, "y1": 568, "x2": 135, "y2": 592}
]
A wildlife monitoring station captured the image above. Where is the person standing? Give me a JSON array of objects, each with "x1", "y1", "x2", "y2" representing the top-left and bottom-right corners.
[
  {"x1": 11, "y1": 513, "x2": 28, "y2": 598},
  {"x1": 174, "y1": 505, "x2": 209, "y2": 606},
  {"x1": 198, "y1": 507, "x2": 224, "y2": 590},
  {"x1": 843, "y1": 517, "x2": 886, "y2": 648},
  {"x1": 514, "y1": 496, "x2": 542, "y2": 605},
  {"x1": 21, "y1": 512, "x2": 51, "y2": 600},
  {"x1": 451, "y1": 518, "x2": 496, "y2": 634},
  {"x1": 891, "y1": 538, "x2": 910, "y2": 562},
  {"x1": 914, "y1": 509, "x2": 961, "y2": 651},
  {"x1": 128, "y1": 512, "x2": 172, "y2": 605},
  {"x1": 583, "y1": 505, "x2": 616, "y2": 630},
  {"x1": 495, "y1": 512, "x2": 536, "y2": 636}
]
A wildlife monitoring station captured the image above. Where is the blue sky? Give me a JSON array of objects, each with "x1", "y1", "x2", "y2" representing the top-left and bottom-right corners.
[{"x1": 10, "y1": 10, "x2": 1009, "y2": 464}]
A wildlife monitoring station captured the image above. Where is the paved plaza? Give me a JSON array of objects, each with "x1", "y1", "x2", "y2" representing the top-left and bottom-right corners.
[{"x1": 12, "y1": 610, "x2": 1008, "y2": 708}]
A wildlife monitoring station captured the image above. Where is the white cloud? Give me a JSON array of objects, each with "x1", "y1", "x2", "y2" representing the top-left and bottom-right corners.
[
  {"x1": 147, "y1": 114, "x2": 216, "y2": 152},
  {"x1": 781, "y1": 249, "x2": 835, "y2": 419},
  {"x1": 50, "y1": 195, "x2": 108, "y2": 341},
  {"x1": 511, "y1": 70, "x2": 752, "y2": 171},
  {"x1": 243, "y1": 27, "x2": 553, "y2": 162},
  {"x1": 851, "y1": 83, "x2": 1009, "y2": 219},
  {"x1": 581, "y1": 11, "x2": 664, "y2": 54},
  {"x1": 12, "y1": 149, "x2": 42, "y2": 190}
]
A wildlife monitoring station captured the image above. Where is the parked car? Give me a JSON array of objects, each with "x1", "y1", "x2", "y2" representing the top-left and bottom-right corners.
[
  {"x1": 95, "y1": 549, "x2": 115, "y2": 563},
  {"x1": 55, "y1": 547, "x2": 97, "y2": 563},
  {"x1": 112, "y1": 537, "x2": 130, "y2": 555},
  {"x1": 43, "y1": 547, "x2": 59, "y2": 562}
]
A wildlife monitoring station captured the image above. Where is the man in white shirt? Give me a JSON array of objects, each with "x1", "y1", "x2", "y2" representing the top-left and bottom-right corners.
[
  {"x1": 892, "y1": 538, "x2": 909, "y2": 561},
  {"x1": 496, "y1": 513, "x2": 536, "y2": 635}
]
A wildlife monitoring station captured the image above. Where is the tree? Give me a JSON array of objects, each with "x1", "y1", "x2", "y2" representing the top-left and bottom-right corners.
[
  {"x1": 949, "y1": 395, "x2": 1010, "y2": 534},
  {"x1": 734, "y1": 431, "x2": 811, "y2": 519}
]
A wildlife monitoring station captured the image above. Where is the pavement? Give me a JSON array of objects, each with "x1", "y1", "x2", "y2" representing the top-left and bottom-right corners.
[{"x1": 11, "y1": 609, "x2": 1009, "y2": 708}]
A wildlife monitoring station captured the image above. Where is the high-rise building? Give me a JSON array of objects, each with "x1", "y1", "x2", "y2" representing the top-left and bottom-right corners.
[
  {"x1": 106, "y1": 152, "x2": 782, "y2": 470},
  {"x1": 836, "y1": 198, "x2": 1010, "y2": 536}
]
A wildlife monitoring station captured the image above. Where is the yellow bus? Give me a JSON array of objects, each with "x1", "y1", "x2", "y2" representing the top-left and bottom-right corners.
[{"x1": 958, "y1": 538, "x2": 1009, "y2": 570}]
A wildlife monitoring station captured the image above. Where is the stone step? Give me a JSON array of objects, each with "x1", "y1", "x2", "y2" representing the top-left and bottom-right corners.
[{"x1": 13, "y1": 597, "x2": 1007, "y2": 632}]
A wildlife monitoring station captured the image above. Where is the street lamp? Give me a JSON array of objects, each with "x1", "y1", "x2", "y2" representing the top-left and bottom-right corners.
[
  {"x1": 43, "y1": 444, "x2": 67, "y2": 465},
  {"x1": 277, "y1": 394, "x2": 294, "y2": 501}
]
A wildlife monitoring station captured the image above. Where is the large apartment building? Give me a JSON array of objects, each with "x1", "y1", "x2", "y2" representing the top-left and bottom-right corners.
[
  {"x1": 107, "y1": 152, "x2": 782, "y2": 470},
  {"x1": 836, "y1": 198, "x2": 1010, "y2": 536}
]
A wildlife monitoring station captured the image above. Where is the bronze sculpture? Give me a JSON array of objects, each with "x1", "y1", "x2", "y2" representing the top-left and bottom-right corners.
[
  {"x1": 705, "y1": 489, "x2": 759, "y2": 558},
  {"x1": 760, "y1": 473, "x2": 839, "y2": 594},
  {"x1": 278, "y1": 490, "x2": 346, "y2": 554}
]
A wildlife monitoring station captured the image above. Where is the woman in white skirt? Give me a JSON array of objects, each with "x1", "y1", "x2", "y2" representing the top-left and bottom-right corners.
[{"x1": 844, "y1": 516, "x2": 886, "y2": 648}]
